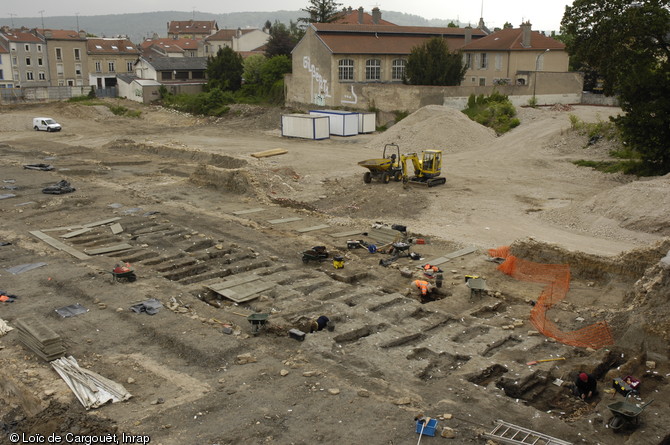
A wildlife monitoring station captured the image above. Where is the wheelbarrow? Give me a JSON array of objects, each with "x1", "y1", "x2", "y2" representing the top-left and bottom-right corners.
[
  {"x1": 607, "y1": 393, "x2": 653, "y2": 430},
  {"x1": 247, "y1": 313, "x2": 269, "y2": 335},
  {"x1": 302, "y1": 246, "x2": 329, "y2": 264},
  {"x1": 109, "y1": 263, "x2": 137, "y2": 283},
  {"x1": 358, "y1": 143, "x2": 403, "y2": 184}
]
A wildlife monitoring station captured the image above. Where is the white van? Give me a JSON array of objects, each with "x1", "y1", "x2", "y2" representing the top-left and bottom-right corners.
[{"x1": 33, "y1": 117, "x2": 62, "y2": 132}]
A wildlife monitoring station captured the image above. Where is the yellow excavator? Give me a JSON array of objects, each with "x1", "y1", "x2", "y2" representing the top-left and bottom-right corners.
[{"x1": 400, "y1": 150, "x2": 446, "y2": 187}]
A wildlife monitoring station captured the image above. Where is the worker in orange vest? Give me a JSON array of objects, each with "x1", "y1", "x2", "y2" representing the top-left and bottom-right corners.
[{"x1": 413, "y1": 280, "x2": 432, "y2": 297}]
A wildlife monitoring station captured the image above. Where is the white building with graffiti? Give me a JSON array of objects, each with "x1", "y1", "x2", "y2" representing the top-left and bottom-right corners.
[{"x1": 286, "y1": 21, "x2": 487, "y2": 110}]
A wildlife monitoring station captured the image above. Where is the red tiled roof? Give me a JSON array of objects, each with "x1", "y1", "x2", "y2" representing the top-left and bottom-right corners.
[
  {"x1": 313, "y1": 23, "x2": 487, "y2": 37},
  {"x1": 0, "y1": 43, "x2": 7, "y2": 54},
  {"x1": 0, "y1": 29, "x2": 43, "y2": 43},
  {"x1": 461, "y1": 27, "x2": 565, "y2": 51},
  {"x1": 312, "y1": 24, "x2": 487, "y2": 55},
  {"x1": 332, "y1": 10, "x2": 396, "y2": 25},
  {"x1": 140, "y1": 38, "x2": 199, "y2": 51},
  {"x1": 37, "y1": 29, "x2": 85, "y2": 40},
  {"x1": 168, "y1": 20, "x2": 217, "y2": 35},
  {"x1": 206, "y1": 28, "x2": 256, "y2": 42},
  {"x1": 87, "y1": 38, "x2": 139, "y2": 54}
]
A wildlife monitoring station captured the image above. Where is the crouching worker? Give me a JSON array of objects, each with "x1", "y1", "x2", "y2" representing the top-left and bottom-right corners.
[
  {"x1": 413, "y1": 280, "x2": 432, "y2": 299},
  {"x1": 574, "y1": 372, "x2": 598, "y2": 400}
]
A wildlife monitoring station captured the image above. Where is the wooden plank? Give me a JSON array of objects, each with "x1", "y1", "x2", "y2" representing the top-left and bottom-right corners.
[
  {"x1": 110, "y1": 223, "x2": 123, "y2": 235},
  {"x1": 329, "y1": 230, "x2": 364, "y2": 238},
  {"x1": 84, "y1": 243, "x2": 133, "y2": 255},
  {"x1": 83, "y1": 217, "x2": 122, "y2": 228},
  {"x1": 42, "y1": 225, "x2": 84, "y2": 232},
  {"x1": 61, "y1": 228, "x2": 92, "y2": 239},
  {"x1": 267, "y1": 217, "x2": 302, "y2": 224},
  {"x1": 424, "y1": 246, "x2": 477, "y2": 267},
  {"x1": 296, "y1": 224, "x2": 330, "y2": 233},
  {"x1": 213, "y1": 281, "x2": 275, "y2": 303},
  {"x1": 29, "y1": 230, "x2": 90, "y2": 260},
  {"x1": 367, "y1": 228, "x2": 399, "y2": 244},
  {"x1": 232, "y1": 208, "x2": 266, "y2": 215},
  {"x1": 207, "y1": 275, "x2": 262, "y2": 292},
  {"x1": 251, "y1": 148, "x2": 288, "y2": 158}
]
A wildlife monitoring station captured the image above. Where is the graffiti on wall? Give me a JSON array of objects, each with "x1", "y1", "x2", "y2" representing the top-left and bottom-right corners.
[
  {"x1": 341, "y1": 85, "x2": 358, "y2": 105},
  {"x1": 302, "y1": 56, "x2": 331, "y2": 105}
]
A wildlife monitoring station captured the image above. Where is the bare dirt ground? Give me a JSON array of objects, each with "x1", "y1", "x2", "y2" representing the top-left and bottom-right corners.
[{"x1": 0, "y1": 99, "x2": 668, "y2": 445}]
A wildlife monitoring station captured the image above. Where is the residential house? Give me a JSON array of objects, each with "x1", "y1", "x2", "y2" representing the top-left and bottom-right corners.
[
  {"x1": 0, "y1": 27, "x2": 49, "y2": 88},
  {"x1": 35, "y1": 28, "x2": 88, "y2": 87},
  {"x1": 87, "y1": 38, "x2": 140, "y2": 89},
  {"x1": 167, "y1": 20, "x2": 218, "y2": 39},
  {"x1": 203, "y1": 28, "x2": 269, "y2": 57},
  {"x1": 286, "y1": 22, "x2": 486, "y2": 107},
  {"x1": 140, "y1": 37, "x2": 200, "y2": 58},
  {"x1": 133, "y1": 56, "x2": 207, "y2": 95},
  {"x1": 460, "y1": 22, "x2": 568, "y2": 87},
  {"x1": 0, "y1": 40, "x2": 15, "y2": 88}
]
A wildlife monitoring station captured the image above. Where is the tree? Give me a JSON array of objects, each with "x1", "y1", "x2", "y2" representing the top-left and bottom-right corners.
[
  {"x1": 447, "y1": 21, "x2": 458, "y2": 28},
  {"x1": 503, "y1": 22, "x2": 514, "y2": 29},
  {"x1": 561, "y1": 0, "x2": 670, "y2": 174},
  {"x1": 206, "y1": 47, "x2": 244, "y2": 92},
  {"x1": 243, "y1": 54, "x2": 267, "y2": 86},
  {"x1": 300, "y1": 0, "x2": 342, "y2": 24},
  {"x1": 265, "y1": 21, "x2": 298, "y2": 57},
  {"x1": 404, "y1": 37, "x2": 467, "y2": 86}
]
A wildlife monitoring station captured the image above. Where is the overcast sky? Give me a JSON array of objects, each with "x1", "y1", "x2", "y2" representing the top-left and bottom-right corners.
[{"x1": 7, "y1": 0, "x2": 572, "y2": 32}]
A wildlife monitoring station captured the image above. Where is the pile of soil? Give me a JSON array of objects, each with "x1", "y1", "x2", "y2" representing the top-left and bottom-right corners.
[{"x1": 366, "y1": 105, "x2": 496, "y2": 153}]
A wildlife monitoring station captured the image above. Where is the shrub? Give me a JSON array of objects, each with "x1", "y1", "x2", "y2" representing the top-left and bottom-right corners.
[{"x1": 462, "y1": 91, "x2": 519, "y2": 135}]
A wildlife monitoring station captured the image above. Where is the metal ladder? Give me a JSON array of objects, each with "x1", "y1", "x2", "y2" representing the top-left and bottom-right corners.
[{"x1": 482, "y1": 420, "x2": 573, "y2": 445}]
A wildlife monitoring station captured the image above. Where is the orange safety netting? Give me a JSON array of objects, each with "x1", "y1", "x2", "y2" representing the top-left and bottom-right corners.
[{"x1": 488, "y1": 246, "x2": 614, "y2": 349}]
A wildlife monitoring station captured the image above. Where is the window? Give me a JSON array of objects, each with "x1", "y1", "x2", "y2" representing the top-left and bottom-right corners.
[
  {"x1": 480, "y1": 53, "x2": 488, "y2": 69},
  {"x1": 365, "y1": 59, "x2": 381, "y2": 81},
  {"x1": 75, "y1": 64, "x2": 82, "y2": 76},
  {"x1": 464, "y1": 53, "x2": 472, "y2": 69},
  {"x1": 25, "y1": 57, "x2": 31, "y2": 66},
  {"x1": 58, "y1": 80, "x2": 65, "y2": 86},
  {"x1": 108, "y1": 62, "x2": 115, "y2": 72},
  {"x1": 12, "y1": 57, "x2": 17, "y2": 66},
  {"x1": 127, "y1": 61, "x2": 134, "y2": 72},
  {"x1": 479, "y1": 77, "x2": 486, "y2": 86},
  {"x1": 57, "y1": 64, "x2": 64, "y2": 75},
  {"x1": 37, "y1": 44, "x2": 42, "y2": 52},
  {"x1": 55, "y1": 48, "x2": 62, "y2": 60},
  {"x1": 38, "y1": 58, "x2": 43, "y2": 66},
  {"x1": 0, "y1": 69, "x2": 3, "y2": 80},
  {"x1": 67, "y1": 79, "x2": 74, "y2": 86},
  {"x1": 38, "y1": 71, "x2": 46, "y2": 80},
  {"x1": 74, "y1": 48, "x2": 81, "y2": 60},
  {"x1": 24, "y1": 44, "x2": 30, "y2": 51},
  {"x1": 95, "y1": 61, "x2": 102, "y2": 72},
  {"x1": 26, "y1": 71, "x2": 34, "y2": 80},
  {"x1": 391, "y1": 59, "x2": 406, "y2": 81},
  {"x1": 192, "y1": 71, "x2": 205, "y2": 79},
  {"x1": 495, "y1": 54, "x2": 502, "y2": 71},
  {"x1": 161, "y1": 71, "x2": 172, "y2": 81},
  {"x1": 338, "y1": 59, "x2": 354, "y2": 81}
]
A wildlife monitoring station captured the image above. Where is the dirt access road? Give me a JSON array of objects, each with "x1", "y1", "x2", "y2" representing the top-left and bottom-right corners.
[{"x1": 0, "y1": 100, "x2": 668, "y2": 445}]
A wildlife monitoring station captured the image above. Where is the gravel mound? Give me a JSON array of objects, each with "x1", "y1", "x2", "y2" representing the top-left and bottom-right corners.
[{"x1": 366, "y1": 105, "x2": 496, "y2": 153}]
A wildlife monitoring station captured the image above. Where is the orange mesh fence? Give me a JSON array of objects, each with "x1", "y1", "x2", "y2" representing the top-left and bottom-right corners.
[{"x1": 488, "y1": 246, "x2": 614, "y2": 349}]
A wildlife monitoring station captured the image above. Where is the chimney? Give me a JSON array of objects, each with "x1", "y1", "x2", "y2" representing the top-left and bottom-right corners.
[
  {"x1": 464, "y1": 26, "x2": 472, "y2": 45},
  {"x1": 79, "y1": 30, "x2": 86, "y2": 39},
  {"x1": 236, "y1": 27, "x2": 242, "y2": 38},
  {"x1": 372, "y1": 7, "x2": 381, "y2": 24},
  {"x1": 358, "y1": 7, "x2": 364, "y2": 24},
  {"x1": 520, "y1": 21, "x2": 532, "y2": 47},
  {"x1": 44, "y1": 30, "x2": 52, "y2": 39}
]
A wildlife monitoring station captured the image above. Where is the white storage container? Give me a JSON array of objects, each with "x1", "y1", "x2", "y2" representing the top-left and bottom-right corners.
[
  {"x1": 309, "y1": 110, "x2": 359, "y2": 136},
  {"x1": 357, "y1": 112, "x2": 376, "y2": 134},
  {"x1": 281, "y1": 114, "x2": 330, "y2": 140}
]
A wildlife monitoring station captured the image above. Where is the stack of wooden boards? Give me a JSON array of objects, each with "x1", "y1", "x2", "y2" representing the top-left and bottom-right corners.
[{"x1": 15, "y1": 317, "x2": 66, "y2": 361}]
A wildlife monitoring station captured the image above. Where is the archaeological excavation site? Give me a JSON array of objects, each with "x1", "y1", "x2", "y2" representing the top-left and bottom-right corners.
[{"x1": 0, "y1": 101, "x2": 669, "y2": 445}]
